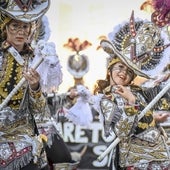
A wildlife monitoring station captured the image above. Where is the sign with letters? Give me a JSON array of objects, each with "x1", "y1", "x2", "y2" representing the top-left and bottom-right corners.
[{"x1": 58, "y1": 117, "x2": 115, "y2": 169}]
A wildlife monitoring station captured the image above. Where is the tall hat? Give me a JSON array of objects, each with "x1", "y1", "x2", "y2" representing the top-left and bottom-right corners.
[
  {"x1": 0, "y1": 0, "x2": 50, "y2": 46},
  {"x1": 101, "y1": 11, "x2": 170, "y2": 79},
  {"x1": 0, "y1": 0, "x2": 50, "y2": 23}
]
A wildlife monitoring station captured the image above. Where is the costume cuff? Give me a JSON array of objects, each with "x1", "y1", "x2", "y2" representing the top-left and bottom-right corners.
[
  {"x1": 124, "y1": 100, "x2": 140, "y2": 116},
  {"x1": 29, "y1": 85, "x2": 42, "y2": 99}
]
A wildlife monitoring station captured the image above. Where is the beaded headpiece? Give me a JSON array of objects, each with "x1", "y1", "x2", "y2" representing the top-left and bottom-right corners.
[
  {"x1": 0, "y1": 0, "x2": 50, "y2": 23},
  {"x1": 101, "y1": 11, "x2": 170, "y2": 78}
]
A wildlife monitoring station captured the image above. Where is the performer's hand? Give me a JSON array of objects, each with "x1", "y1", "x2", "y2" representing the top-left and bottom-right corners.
[
  {"x1": 154, "y1": 73, "x2": 170, "y2": 85},
  {"x1": 23, "y1": 68, "x2": 40, "y2": 91},
  {"x1": 115, "y1": 85, "x2": 136, "y2": 105},
  {"x1": 153, "y1": 111, "x2": 170, "y2": 123}
]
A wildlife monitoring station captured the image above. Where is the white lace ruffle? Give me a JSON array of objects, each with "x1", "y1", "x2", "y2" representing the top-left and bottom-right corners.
[
  {"x1": 66, "y1": 99, "x2": 93, "y2": 127},
  {"x1": 66, "y1": 85, "x2": 93, "y2": 127},
  {"x1": 32, "y1": 40, "x2": 63, "y2": 93},
  {"x1": 66, "y1": 86, "x2": 104, "y2": 127}
]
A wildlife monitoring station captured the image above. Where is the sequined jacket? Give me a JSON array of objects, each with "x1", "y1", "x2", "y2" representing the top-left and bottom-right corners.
[
  {"x1": 100, "y1": 84, "x2": 170, "y2": 169},
  {"x1": 0, "y1": 41, "x2": 47, "y2": 170}
]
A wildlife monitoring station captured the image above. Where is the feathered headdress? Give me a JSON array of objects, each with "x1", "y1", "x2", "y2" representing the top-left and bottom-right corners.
[{"x1": 101, "y1": 11, "x2": 170, "y2": 78}]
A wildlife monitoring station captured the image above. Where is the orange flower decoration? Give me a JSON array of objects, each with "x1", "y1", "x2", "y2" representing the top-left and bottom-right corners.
[{"x1": 63, "y1": 38, "x2": 92, "y2": 53}]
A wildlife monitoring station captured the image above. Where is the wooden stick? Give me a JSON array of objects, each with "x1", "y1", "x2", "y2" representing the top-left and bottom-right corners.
[
  {"x1": 0, "y1": 57, "x2": 44, "y2": 110},
  {"x1": 97, "y1": 79, "x2": 170, "y2": 161}
]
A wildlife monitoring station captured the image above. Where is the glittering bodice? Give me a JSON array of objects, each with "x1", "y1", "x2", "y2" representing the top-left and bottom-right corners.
[{"x1": 0, "y1": 51, "x2": 31, "y2": 109}]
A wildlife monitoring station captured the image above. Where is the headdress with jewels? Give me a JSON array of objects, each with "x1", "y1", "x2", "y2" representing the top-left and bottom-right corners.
[
  {"x1": 0, "y1": 0, "x2": 50, "y2": 23},
  {"x1": 101, "y1": 10, "x2": 170, "y2": 79}
]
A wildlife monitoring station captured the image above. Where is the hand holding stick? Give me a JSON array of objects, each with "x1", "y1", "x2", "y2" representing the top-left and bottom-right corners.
[{"x1": 0, "y1": 57, "x2": 44, "y2": 110}]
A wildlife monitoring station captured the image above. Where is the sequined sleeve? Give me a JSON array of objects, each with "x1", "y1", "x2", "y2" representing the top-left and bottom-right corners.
[
  {"x1": 29, "y1": 87, "x2": 46, "y2": 114},
  {"x1": 142, "y1": 84, "x2": 170, "y2": 111}
]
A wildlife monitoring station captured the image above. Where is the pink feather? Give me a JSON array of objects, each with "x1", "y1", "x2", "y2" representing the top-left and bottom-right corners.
[
  {"x1": 153, "y1": 0, "x2": 170, "y2": 17},
  {"x1": 151, "y1": 0, "x2": 170, "y2": 27}
]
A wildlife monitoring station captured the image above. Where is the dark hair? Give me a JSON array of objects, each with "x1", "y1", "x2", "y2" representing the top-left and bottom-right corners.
[{"x1": 93, "y1": 70, "x2": 110, "y2": 94}]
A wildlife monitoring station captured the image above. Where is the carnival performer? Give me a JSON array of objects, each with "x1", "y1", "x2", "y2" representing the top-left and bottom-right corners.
[
  {"x1": 0, "y1": 1, "x2": 50, "y2": 170},
  {"x1": 95, "y1": 11, "x2": 170, "y2": 169},
  {"x1": 95, "y1": 44, "x2": 170, "y2": 169},
  {"x1": 69, "y1": 11, "x2": 170, "y2": 170}
]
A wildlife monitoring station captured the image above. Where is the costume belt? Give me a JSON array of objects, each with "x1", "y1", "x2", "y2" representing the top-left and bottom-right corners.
[{"x1": 0, "y1": 107, "x2": 33, "y2": 135}]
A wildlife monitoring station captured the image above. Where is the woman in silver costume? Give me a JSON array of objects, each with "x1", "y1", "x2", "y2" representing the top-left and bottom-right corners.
[{"x1": 89, "y1": 12, "x2": 170, "y2": 170}]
